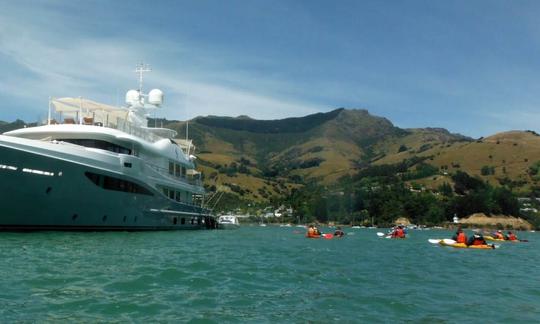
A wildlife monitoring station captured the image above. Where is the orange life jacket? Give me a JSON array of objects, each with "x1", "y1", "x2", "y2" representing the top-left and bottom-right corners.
[
  {"x1": 472, "y1": 238, "x2": 485, "y2": 245},
  {"x1": 393, "y1": 228, "x2": 405, "y2": 238},
  {"x1": 508, "y1": 234, "x2": 517, "y2": 241},
  {"x1": 456, "y1": 232, "x2": 467, "y2": 243},
  {"x1": 495, "y1": 233, "x2": 504, "y2": 239}
]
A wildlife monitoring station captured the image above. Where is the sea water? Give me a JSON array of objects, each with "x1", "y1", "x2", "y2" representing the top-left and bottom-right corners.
[{"x1": 0, "y1": 227, "x2": 538, "y2": 322}]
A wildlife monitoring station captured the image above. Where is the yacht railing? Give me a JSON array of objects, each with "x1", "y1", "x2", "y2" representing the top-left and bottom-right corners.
[
  {"x1": 115, "y1": 118, "x2": 161, "y2": 142},
  {"x1": 146, "y1": 162, "x2": 202, "y2": 187},
  {"x1": 50, "y1": 100, "x2": 164, "y2": 143}
]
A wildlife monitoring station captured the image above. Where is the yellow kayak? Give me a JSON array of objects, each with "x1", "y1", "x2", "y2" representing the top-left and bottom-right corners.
[
  {"x1": 439, "y1": 241, "x2": 497, "y2": 249},
  {"x1": 485, "y1": 235, "x2": 524, "y2": 242},
  {"x1": 485, "y1": 235, "x2": 505, "y2": 242}
]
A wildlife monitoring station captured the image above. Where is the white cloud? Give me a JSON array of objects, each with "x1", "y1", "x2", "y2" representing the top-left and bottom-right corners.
[{"x1": 0, "y1": 2, "x2": 325, "y2": 122}]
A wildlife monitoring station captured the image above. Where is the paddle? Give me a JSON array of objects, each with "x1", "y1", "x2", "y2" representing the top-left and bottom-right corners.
[
  {"x1": 428, "y1": 239, "x2": 442, "y2": 244},
  {"x1": 442, "y1": 238, "x2": 457, "y2": 245},
  {"x1": 376, "y1": 232, "x2": 385, "y2": 237}
]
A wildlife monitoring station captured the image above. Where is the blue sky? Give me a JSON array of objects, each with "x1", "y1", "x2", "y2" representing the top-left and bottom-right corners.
[{"x1": 1, "y1": 0, "x2": 540, "y2": 137}]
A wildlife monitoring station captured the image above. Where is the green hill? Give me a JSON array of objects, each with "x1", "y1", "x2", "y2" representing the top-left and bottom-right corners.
[
  {"x1": 154, "y1": 109, "x2": 475, "y2": 205},
  {"x1": 3, "y1": 110, "x2": 540, "y2": 214}
]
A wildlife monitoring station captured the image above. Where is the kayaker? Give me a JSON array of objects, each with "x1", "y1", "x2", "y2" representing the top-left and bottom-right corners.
[
  {"x1": 506, "y1": 231, "x2": 518, "y2": 241},
  {"x1": 452, "y1": 228, "x2": 467, "y2": 244},
  {"x1": 391, "y1": 225, "x2": 406, "y2": 238},
  {"x1": 306, "y1": 225, "x2": 316, "y2": 237},
  {"x1": 306, "y1": 224, "x2": 322, "y2": 238},
  {"x1": 494, "y1": 230, "x2": 505, "y2": 240},
  {"x1": 467, "y1": 233, "x2": 487, "y2": 246},
  {"x1": 334, "y1": 226, "x2": 345, "y2": 237}
]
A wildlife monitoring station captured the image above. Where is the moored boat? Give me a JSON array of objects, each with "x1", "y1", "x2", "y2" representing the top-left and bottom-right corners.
[
  {"x1": 0, "y1": 65, "x2": 216, "y2": 231},
  {"x1": 217, "y1": 215, "x2": 240, "y2": 229}
]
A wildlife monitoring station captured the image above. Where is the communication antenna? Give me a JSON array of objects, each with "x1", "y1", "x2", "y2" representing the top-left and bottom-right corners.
[{"x1": 134, "y1": 63, "x2": 151, "y2": 94}]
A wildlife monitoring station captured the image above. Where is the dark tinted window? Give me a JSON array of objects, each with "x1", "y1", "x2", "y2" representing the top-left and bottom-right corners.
[
  {"x1": 60, "y1": 139, "x2": 131, "y2": 155},
  {"x1": 85, "y1": 172, "x2": 153, "y2": 196}
]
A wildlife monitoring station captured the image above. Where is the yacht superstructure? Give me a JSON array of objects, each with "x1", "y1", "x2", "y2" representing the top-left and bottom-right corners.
[{"x1": 0, "y1": 65, "x2": 216, "y2": 230}]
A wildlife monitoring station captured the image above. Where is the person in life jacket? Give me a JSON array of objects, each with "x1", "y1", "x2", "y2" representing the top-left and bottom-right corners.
[
  {"x1": 494, "y1": 230, "x2": 505, "y2": 240},
  {"x1": 306, "y1": 225, "x2": 317, "y2": 238},
  {"x1": 391, "y1": 225, "x2": 406, "y2": 238},
  {"x1": 467, "y1": 233, "x2": 487, "y2": 246},
  {"x1": 506, "y1": 231, "x2": 518, "y2": 241},
  {"x1": 334, "y1": 226, "x2": 345, "y2": 237},
  {"x1": 452, "y1": 228, "x2": 467, "y2": 243}
]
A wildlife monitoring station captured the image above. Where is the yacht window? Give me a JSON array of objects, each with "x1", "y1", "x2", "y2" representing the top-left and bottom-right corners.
[
  {"x1": 181, "y1": 166, "x2": 186, "y2": 177},
  {"x1": 181, "y1": 218, "x2": 185, "y2": 224},
  {"x1": 85, "y1": 172, "x2": 153, "y2": 196},
  {"x1": 175, "y1": 191, "x2": 181, "y2": 202},
  {"x1": 86, "y1": 172, "x2": 100, "y2": 186},
  {"x1": 175, "y1": 164, "x2": 180, "y2": 177},
  {"x1": 59, "y1": 139, "x2": 132, "y2": 155},
  {"x1": 168, "y1": 190, "x2": 175, "y2": 200},
  {"x1": 169, "y1": 162, "x2": 174, "y2": 175}
]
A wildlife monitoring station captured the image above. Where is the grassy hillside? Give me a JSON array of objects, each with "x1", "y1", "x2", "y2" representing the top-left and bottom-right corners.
[
  {"x1": 157, "y1": 109, "x2": 477, "y2": 206},
  {"x1": 3, "y1": 110, "x2": 539, "y2": 210}
]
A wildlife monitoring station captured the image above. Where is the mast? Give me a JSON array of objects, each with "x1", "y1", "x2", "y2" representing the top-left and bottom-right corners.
[
  {"x1": 135, "y1": 63, "x2": 151, "y2": 95},
  {"x1": 47, "y1": 97, "x2": 51, "y2": 125}
]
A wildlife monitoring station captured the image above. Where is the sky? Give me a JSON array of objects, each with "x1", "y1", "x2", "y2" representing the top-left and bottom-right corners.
[{"x1": 1, "y1": 0, "x2": 540, "y2": 137}]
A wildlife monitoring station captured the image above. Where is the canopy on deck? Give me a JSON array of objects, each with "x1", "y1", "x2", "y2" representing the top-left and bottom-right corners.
[{"x1": 52, "y1": 98, "x2": 129, "y2": 122}]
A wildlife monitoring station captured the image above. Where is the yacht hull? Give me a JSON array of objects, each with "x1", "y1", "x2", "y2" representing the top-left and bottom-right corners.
[
  {"x1": 0, "y1": 138, "x2": 215, "y2": 231},
  {"x1": 217, "y1": 223, "x2": 240, "y2": 230}
]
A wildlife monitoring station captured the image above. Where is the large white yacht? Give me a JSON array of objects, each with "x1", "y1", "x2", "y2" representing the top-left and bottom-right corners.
[{"x1": 0, "y1": 65, "x2": 216, "y2": 230}]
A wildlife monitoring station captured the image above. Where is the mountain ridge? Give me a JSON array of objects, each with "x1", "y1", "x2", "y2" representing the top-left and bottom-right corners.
[{"x1": 2, "y1": 109, "x2": 538, "y2": 206}]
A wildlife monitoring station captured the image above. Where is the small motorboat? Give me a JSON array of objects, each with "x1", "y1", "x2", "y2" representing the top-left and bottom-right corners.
[{"x1": 217, "y1": 215, "x2": 240, "y2": 229}]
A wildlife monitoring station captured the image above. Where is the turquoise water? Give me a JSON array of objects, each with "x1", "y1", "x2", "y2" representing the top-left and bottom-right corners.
[{"x1": 1, "y1": 227, "x2": 539, "y2": 322}]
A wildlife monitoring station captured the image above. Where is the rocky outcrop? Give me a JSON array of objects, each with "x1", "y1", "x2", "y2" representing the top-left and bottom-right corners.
[{"x1": 457, "y1": 213, "x2": 532, "y2": 230}]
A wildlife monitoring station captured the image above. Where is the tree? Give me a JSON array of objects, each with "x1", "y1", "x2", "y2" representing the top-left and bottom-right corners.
[
  {"x1": 438, "y1": 182, "x2": 453, "y2": 197},
  {"x1": 398, "y1": 144, "x2": 408, "y2": 153},
  {"x1": 452, "y1": 171, "x2": 485, "y2": 194}
]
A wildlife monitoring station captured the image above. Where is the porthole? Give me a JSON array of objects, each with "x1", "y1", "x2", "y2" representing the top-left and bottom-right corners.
[
  {"x1": 72, "y1": 214, "x2": 78, "y2": 221},
  {"x1": 181, "y1": 218, "x2": 185, "y2": 225},
  {"x1": 46, "y1": 187, "x2": 52, "y2": 194},
  {"x1": 173, "y1": 217, "x2": 178, "y2": 225},
  {"x1": 102, "y1": 215, "x2": 107, "y2": 222}
]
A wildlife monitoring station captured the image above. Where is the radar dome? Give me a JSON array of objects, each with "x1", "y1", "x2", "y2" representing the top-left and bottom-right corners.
[
  {"x1": 148, "y1": 89, "x2": 164, "y2": 106},
  {"x1": 125, "y1": 90, "x2": 140, "y2": 105}
]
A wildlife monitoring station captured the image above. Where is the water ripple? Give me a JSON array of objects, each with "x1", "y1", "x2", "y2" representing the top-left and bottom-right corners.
[{"x1": 0, "y1": 228, "x2": 538, "y2": 322}]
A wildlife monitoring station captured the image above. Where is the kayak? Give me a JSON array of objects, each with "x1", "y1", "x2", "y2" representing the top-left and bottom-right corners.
[
  {"x1": 377, "y1": 232, "x2": 407, "y2": 239},
  {"x1": 440, "y1": 241, "x2": 496, "y2": 249},
  {"x1": 428, "y1": 239, "x2": 498, "y2": 249},
  {"x1": 485, "y1": 235, "x2": 505, "y2": 242},
  {"x1": 306, "y1": 233, "x2": 334, "y2": 239},
  {"x1": 485, "y1": 235, "x2": 525, "y2": 242}
]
